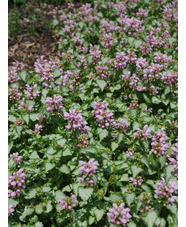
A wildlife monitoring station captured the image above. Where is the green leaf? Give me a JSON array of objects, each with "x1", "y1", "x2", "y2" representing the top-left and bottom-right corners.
[
  {"x1": 35, "y1": 222, "x2": 44, "y2": 227},
  {"x1": 128, "y1": 222, "x2": 137, "y2": 227},
  {"x1": 94, "y1": 209, "x2": 105, "y2": 222},
  {"x1": 42, "y1": 89, "x2": 48, "y2": 98},
  {"x1": 169, "y1": 37, "x2": 176, "y2": 46},
  {"x1": 134, "y1": 40, "x2": 142, "y2": 48},
  {"x1": 165, "y1": 165, "x2": 174, "y2": 181},
  {"x1": 30, "y1": 151, "x2": 39, "y2": 159},
  {"x1": 55, "y1": 190, "x2": 66, "y2": 200},
  {"x1": 45, "y1": 202, "x2": 53, "y2": 213},
  {"x1": 59, "y1": 164, "x2": 70, "y2": 174},
  {"x1": 152, "y1": 96, "x2": 161, "y2": 104},
  {"x1": 8, "y1": 115, "x2": 17, "y2": 123},
  {"x1": 141, "y1": 184, "x2": 152, "y2": 194},
  {"x1": 128, "y1": 37, "x2": 135, "y2": 46},
  {"x1": 46, "y1": 146, "x2": 56, "y2": 154},
  {"x1": 30, "y1": 113, "x2": 38, "y2": 121},
  {"x1": 8, "y1": 198, "x2": 18, "y2": 207},
  {"x1": 155, "y1": 217, "x2": 166, "y2": 227},
  {"x1": 62, "y1": 185, "x2": 72, "y2": 192},
  {"x1": 111, "y1": 141, "x2": 118, "y2": 151},
  {"x1": 98, "y1": 129, "x2": 108, "y2": 141},
  {"x1": 109, "y1": 194, "x2": 122, "y2": 202},
  {"x1": 20, "y1": 207, "x2": 34, "y2": 220},
  {"x1": 57, "y1": 138, "x2": 66, "y2": 146},
  {"x1": 119, "y1": 174, "x2": 129, "y2": 182},
  {"x1": 78, "y1": 187, "x2": 93, "y2": 201},
  {"x1": 25, "y1": 189, "x2": 36, "y2": 199},
  {"x1": 96, "y1": 79, "x2": 107, "y2": 91},
  {"x1": 35, "y1": 204, "x2": 43, "y2": 214},
  {"x1": 19, "y1": 71, "x2": 27, "y2": 81},
  {"x1": 63, "y1": 148, "x2": 72, "y2": 156},
  {"x1": 146, "y1": 180, "x2": 156, "y2": 189},
  {"x1": 118, "y1": 133, "x2": 124, "y2": 143},
  {"x1": 54, "y1": 68, "x2": 61, "y2": 78},
  {"x1": 131, "y1": 165, "x2": 143, "y2": 177},
  {"x1": 22, "y1": 115, "x2": 30, "y2": 124},
  {"x1": 142, "y1": 211, "x2": 158, "y2": 227},
  {"x1": 124, "y1": 192, "x2": 135, "y2": 206},
  {"x1": 159, "y1": 156, "x2": 166, "y2": 168},
  {"x1": 89, "y1": 216, "x2": 95, "y2": 225},
  {"x1": 53, "y1": 19, "x2": 59, "y2": 26},
  {"x1": 45, "y1": 162, "x2": 55, "y2": 172},
  {"x1": 167, "y1": 203, "x2": 177, "y2": 214}
]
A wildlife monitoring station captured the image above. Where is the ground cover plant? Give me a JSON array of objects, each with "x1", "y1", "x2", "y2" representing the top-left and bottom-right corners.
[{"x1": 8, "y1": 0, "x2": 178, "y2": 226}]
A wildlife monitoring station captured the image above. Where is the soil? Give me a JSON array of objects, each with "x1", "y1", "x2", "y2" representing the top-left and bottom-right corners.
[{"x1": 8, "y1": 1, "x2": 83, "y2": 72}]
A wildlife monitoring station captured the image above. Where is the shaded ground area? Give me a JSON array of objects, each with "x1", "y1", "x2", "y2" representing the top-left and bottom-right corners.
[{"x1": 8, "y1": 1, "x2": 83, "y2": 72}]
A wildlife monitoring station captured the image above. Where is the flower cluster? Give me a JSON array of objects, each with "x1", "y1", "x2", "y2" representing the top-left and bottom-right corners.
[
  {"x1": 15, "y1": 118, "x2": 24, "y2": 125},
  {"x1": 57, "y1": 194, "x2": 78, "y2": 210},
  {"x1": 8, "y1": 168, "x2": 27, "y2": 198},
  {"x1": 134, "y1": 124, "x2": 151, "y2": 140},
  {"x1": 92, "y1": 101, "x2": 114, "y2": 128},
  {"x1": 8, "y1": 71, "x2": 19, "y2": 83},
  {"x1": 126, "y1": 149, "x2": 134, "y2": 159},
  {"x1": 129, "y1": 176, "x2": 143, "y2": 187},
  {"x1": 9, "y1": 85, "x2": 21, "y2": 102},
  {"x1": 34, "y1": 56, "x2": 63, "y2": 89},
  {"x1": 151, "y1": 127, "x2": 169, "y2": 156},
  {"x1": 107, "y1": 203, "x2": 132, "y2": 226},
  {"x1": 34, "y1": 124, "x2": 43, "y2": 134},
  {"x1": 58, "y1": 70, "x2": 81, "y2": 92},
  {"x1": 46, "y1": 95, "x2": 63, "y2": 115},
  {"x1": 139, "y1": 192, "x2": 151, "y2": 213},
  {"x1": 9, "y1": 152, "x2": 22, "y2": 164},
  {"x1": 113, "y1": 119, "x2": 128, "y2": 133},
  {"x1": 129, "y1": 100, "x2": 139, "y2": 108},
  {"x1": 64, "y1": 109, "x2": 89, "y2": 132},
  {"x1": 18, "y1": 98, "x2": 33, "y2": 112},
  {"x1": 77, "y1": 134, "x2": 88, "y2": 148},
  {"x1": 77, "y1": 158, "x2": 98, "y2": 187},
  {"x1": 25, "y1": 83, "x2": 40, "y2": 100},
  {"x1": 8, "y1": 204, "x2": 15, "y2": 216},
  {"x1": 166, "y1": 140, "x2": 178, "y2": 178},
  {"x1": 154, "y1": 177, "x2": 178, "y2": 206}
]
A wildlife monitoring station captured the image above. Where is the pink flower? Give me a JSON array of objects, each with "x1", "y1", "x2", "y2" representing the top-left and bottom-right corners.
[
  {"x1": 78, "y1": 159, "x2": 98, "y2": 187},
  {"x1": 107, "y1": 203, "x2": 131, "y2": 226},
  {"x1": 64, "y1": 109, "x2": 89, "y2": 132},
  {"x1": 8, "y1": 204, "x2": 15, "y2": 216},
  {"x1": 154, "y1": 177, "x2": 178, "y2": 205},
  {"x1": 92, "y1": 101, "x2": 114, "y2": 128},
  {"x1": 57, "y1": 194, "x2": 78, "y2": 210},
  {"x1": 134, "y1": 124, "x2": 151, "y2": 140}
]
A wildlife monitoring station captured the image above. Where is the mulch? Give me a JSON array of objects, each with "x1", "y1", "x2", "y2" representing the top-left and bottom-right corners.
[{"x1": 8, "y1": 1, "x2": 83, "y2": 72}]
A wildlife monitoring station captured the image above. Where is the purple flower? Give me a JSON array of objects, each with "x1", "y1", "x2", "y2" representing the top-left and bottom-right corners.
[
  {"x1": 9, "y1": 153, "x2": 22, "y2": 164},
  {"x1": 107, "y1": 203, "x2": 131, "y2": 226},
  {"x1": 77, "y1": 134, "x2": 88, "y2": 148},
  {"x1": 64, "y1": 109, "x2": 89, "y2": 132},
  {"x1": 154, "y1": 177, "x2": 178, "y2": 206},
  {"x1": 8, "y1": 204, "x2": 15, "y2": 216},
  {"x1": 57, "y1": 194, "x2": 78, "y2": 210},
  {"x1": 46, "y1": 95, "x2": 63, "y2": 115},
  {"x1": 34, "y1": 124, "x2": 43, "y2": 134},
  {"x1": 92, "y1": 101, "x2": 114, "y2": 128},
  {"x1": 113, "y1": 119, "x2": 128, "y2": 133},
  {"x1": 25, "y1": 83, "x2": 40, "y2": 100},
  {"x1": 151, "y1": 127, "x2": 170, "y2": 156},
  {"x1": 134, "y1": 124, "x2": 151, "y2": 140},
  {"x1": 129, "y1": 176, "x2": 143, "y2": 186},
  {"x1": 78, "y1": 159, "x2": 98, "y2": 187},
  {"x1": 8, "y1": 168, "x2": 27, "y2": 198}
]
